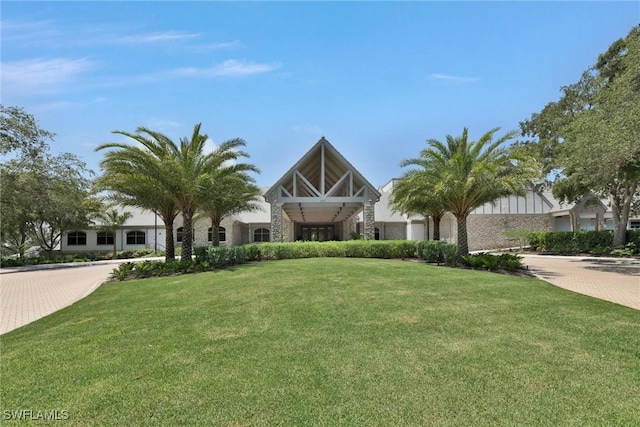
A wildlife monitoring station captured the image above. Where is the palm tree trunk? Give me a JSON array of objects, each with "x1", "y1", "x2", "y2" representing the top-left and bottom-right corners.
[
  {"x1": 456, "y1": 214, "x2": 469, "y2": 259},
  {"x1": 211, "y1": 219, "x2": 220, "y2": 247},
  {"x1": 164, "y1": 222, "x2": 175, "y2": 262},
  {"x1": 432, "y1": 214, "x2": 443, "y2": 241},
  {"x1": 112, "y1": 235, "x2": 117, "y2": 260},
  {"x1": 181, "y1": 211, "x2": 194, "y2": 262}
]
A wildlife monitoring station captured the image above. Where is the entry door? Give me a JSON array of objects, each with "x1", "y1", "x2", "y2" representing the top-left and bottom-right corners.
[{"x1": 300, "y1": 225, "x2": 335, "y2": 241}]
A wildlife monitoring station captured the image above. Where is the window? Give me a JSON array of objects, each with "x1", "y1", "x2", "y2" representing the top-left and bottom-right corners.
[
  {"x1": 631, "y1": 220, "x2": 640, "y2": 229},
  {"x1": 67, "y1": 231, "x2": 87, "y2": 246},
  {"x1": 253, "y1": 228, "x2": 270, "y2": 242},
  {"x1": 126, "y1": 231, "x2": 145, "y2": 245},
  {"x1": 375, "y1": 227, "x2": 380, "y2": 240},
  {"x1": 97, "y1": 231, "x2": 114, "y2": 245},
  {"x1": 177, "y1": 227, "x2": 195, "y2": 243},
  {"x1": 208, "y1": 227, "x2": 226, "y2": 242}
]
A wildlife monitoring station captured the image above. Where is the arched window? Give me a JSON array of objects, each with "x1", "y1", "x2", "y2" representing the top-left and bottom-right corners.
[
  {"x1": 177, "y1": 227, "x2": 184, "y2": 243},
  {"x1": 208, "y1": 227, "x2": 226, "y2": 242},
  {"x1": 67, "y1": 231, "x2": 87, "y2": 246},
  {"x1": 126, "y1": 231, "x2": 145, "y2": 245},
  {"x1": 97, "y1": 231, "x2": 114, "y2": 245},
  {"x1": 253, "y1": 228, "x2": 270, "y2": 242},
  {"x1": 375, "y1": 227, "x2": 380, "y2": 240}
]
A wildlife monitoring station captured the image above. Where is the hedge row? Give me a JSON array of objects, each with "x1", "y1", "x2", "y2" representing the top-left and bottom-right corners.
[
  {"x1": 528, "y1": 229, "x2": 640, "y2": 255},
  {"x1": 194, "y1": 240, "x2": 460, "y2": 269},
  {"x1": 0, "y1": 249, "x2": 159, "y2": 268}
]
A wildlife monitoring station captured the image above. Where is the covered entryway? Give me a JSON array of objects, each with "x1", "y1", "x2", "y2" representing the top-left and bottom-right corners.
[{"x1": 264, "y1": 137, "x2": 381, "y2": 241}]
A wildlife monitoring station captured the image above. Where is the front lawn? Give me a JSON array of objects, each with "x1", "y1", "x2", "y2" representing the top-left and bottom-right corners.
[{"x1": 1, "y1": 258, "x2": 638, "y2": 425}]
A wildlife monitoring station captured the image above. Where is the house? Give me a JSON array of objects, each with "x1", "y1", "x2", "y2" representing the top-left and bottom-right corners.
[{"x1": 60, "y1": 137, "x2": 639, "y2": 253}]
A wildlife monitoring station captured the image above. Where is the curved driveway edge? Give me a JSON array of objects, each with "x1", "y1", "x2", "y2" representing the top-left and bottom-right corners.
[{"x1": 519, "y1": 254, "x2": 640, "y2": 310}]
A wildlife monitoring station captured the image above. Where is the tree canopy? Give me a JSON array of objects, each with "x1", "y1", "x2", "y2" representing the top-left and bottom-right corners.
[
  {"x1": 1, "y1": 105, "x2": 98, "y2": 258},
  {"x1": 520, "y1": 25, "x2": 640, "y2": 247},
  {"x1": 389, "y1": 172, "x2": 446, "y2": 240},
  {"x1": 399, "y1": 127, "x2": 538, "y2": 258},
  {"x1": 197, "y1": 171, "x2": 263, "y2": 247},
  {"x1": 96, "y1": 124, "x2": 259, "y2": 261}
]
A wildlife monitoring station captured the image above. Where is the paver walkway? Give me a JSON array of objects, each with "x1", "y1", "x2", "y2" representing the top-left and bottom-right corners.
[
  {"x1": 1, "y1": 255, "x2": 638, "y2": 335},
  {"x1": 520, "y1": 254, "x2": 640, "y2": 310}
]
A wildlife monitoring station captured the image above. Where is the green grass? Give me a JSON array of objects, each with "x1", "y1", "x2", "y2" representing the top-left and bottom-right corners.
[{"x1": 2, "y1": 258, "x2": 639, "y2": 425}]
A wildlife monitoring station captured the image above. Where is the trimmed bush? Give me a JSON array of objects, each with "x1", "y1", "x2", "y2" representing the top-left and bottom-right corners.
[
  {"x1": 627, "y1": 230, "x2": 640, "y2": 254},
  {"x1": 526, "y1": 230, "x2": 637, "y2": 255},
  {"x1": 195, "y1": 241, "x2": 420, "y2": 268},
  {"x1": 418, "y1": 240, "x2": 458, "y2": 266}
]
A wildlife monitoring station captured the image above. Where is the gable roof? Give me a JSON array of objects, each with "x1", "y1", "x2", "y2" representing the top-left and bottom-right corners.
[{"x1": 264, "y1": 137, "x2": 381, "y2": 203}]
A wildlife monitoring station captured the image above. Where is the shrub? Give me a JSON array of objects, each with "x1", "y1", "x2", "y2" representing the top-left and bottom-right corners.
[
  {"x1": 574, "y1": 230, "x2": 613, "y2": 253},
  {"x1": 420, "y1": 241, "x2": 458, "y2": 266},
  {"x1": 1, "y1": 258, "x2": 23, "y2": 268},
  {"x1": 498, "y1": 254, "x2": 524, "y2": 271},
  {"x1": 627, "y1": 230, "x2": 640, "y2": 254},
  {"x1": 196, "y1": 241, "x2": 419, "y2": 268},
  {"x1": 462, "y1": 253, "x2": 523, "y2": 271},
  {"x1": 132, "y1": 261, "x2": 155, "y2": 278},
  {"x1": 110, "y1": 263, "x2": 134, "y2": 281},
  {"x1": 527, "y1": 230, "x2": 634, "y2": 255}
]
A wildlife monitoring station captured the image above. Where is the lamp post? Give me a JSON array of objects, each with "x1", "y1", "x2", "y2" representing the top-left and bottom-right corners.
[{"x1": 154, "y1": 212, "x2": 158, "y2": 254}]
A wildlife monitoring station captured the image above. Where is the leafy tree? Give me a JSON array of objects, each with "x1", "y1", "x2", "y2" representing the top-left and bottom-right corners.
[
  {"x1": 97, "y1": 124, "x2": 259, "y2": 261},
  {"x1": 1, "y1": 106, "x2": 97, "y2": 258},
  {"x1": 389, "y1": 173, "x2": 446, "y2": 241},
  {"x1": 197, "y1": 172, "x2": 262, "y2": 246},
  {"x1": 96, "y1": 208, "x2": 133, "y2": 259},
  {"x1": 29, "y1": 154, "x2": 99, "y2": 257},
  {"x1": 0, "y1": 105, "x2": 52, "y2": 158},
  {"x1": 400, "y1": 128, "x2": 538, "y2": 258},
  {"x1": 0, "y1": 163, "x2": 40, "y2": 258},
  {"x1": 520, "y1": 25, "x2": 640, "y2": 247}
]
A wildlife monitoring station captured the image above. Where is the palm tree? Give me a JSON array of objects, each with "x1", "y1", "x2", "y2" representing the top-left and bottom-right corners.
[
  {"x1": 96, "y1": 208, "x2": 132, "y2": 259},
  {"x1": 96, "y1": 124, "x2": 259, "y2": 261},
  {"x1": 401, "y1": 128, "x2": 538, "y2": 258},
  {"x1": 389, "y1": 172, "x2": 446, "y2": 240},
  {"x1": 198, "y1": 172, "x2": 262, "y2": 246},
  {"x1": 94, "y1": 172, "x2": 180, "y2": 262}
]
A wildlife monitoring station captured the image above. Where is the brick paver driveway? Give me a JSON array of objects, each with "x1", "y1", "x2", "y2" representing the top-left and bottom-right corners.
[
  {"x1": 520, "y1": 254, "x2": 640, "y2": 310},
  {"x1": 0, "y1": 263, "x2": 116, "y2": 335}
]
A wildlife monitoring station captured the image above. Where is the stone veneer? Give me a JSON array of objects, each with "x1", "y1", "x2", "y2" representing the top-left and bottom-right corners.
[
  {"x1": 466, "y1": 214, "x2": 552, "y2": 250},
  {"x1": 363, "y1": 202, "x2": 376, "y2": 240},
  {"x1": 270, "y1": 201, "x2": 284, "y2": 242}
]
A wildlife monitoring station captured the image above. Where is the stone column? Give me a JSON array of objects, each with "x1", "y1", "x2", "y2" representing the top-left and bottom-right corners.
[
  {"x1": 271, "y1": 201, "x2": 283, "y2": 242},
  {"x1": 363, "y1": 201, "x2": 375, "y2": 241}
]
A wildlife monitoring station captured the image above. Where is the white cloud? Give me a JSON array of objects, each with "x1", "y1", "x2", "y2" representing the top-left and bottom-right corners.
[
  {"x1": 192, "y1": 40, "x2": 242, "y2": 51},
  {"x1": 115, "y1": 31, "x2": 200, "y2": 45},
  {"x1": 429, "y1": 73, "x2": 479, "y2": 83},
  {"x1": 172, "y1": 59, "x2": 281, "y2": 78},
  {"x1": 1, "y1": 57, "x2": 95, "y2": 95},
  {"x1": 0, "y1": 19, "x2": 61, "y2": 47},
  {"x1": 143, "y1": 118, "x2": 184, "y2": 135}
]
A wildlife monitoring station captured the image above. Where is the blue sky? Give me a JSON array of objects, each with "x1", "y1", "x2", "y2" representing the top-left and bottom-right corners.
[{"x1": 2, "y1": 1, "x2": 638, "y2": 187}]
